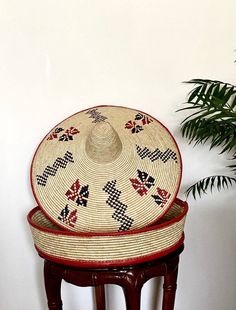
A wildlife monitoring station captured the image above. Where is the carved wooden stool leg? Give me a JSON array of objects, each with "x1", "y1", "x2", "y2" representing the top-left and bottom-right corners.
[
  {"x1": 162, "y1": 266, "x2": 178, "y2": 310},
  {"x1": 122, "y1": 282, "x2": 142, "y2": 310},
  {"x1": 44, "y1": 261, "x2": 63, "y2": 310},
  {"x1": 95, "y1": 285, "x2": 106, "y2": 310}
]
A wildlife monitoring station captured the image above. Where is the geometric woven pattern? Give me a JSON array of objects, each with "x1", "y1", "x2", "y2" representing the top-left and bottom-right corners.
[
  {"x1": 58, "y1": 205, "x2": 77, "y2": 228},
  {"x1": 36, "y1": 151, "x2": 74, "y2": 186},
  {"x1": 31, "y1": 105, "x2": 182, "y2": 233},
  {"x1": 130, "y1": 170, "x2": 155, "y2": 196},
  {"x1": 86, "y1": 108, "x2": 108, "y2": 123},
  {"x1": 65, "y1": 179, "x2": 89, "y2": 207},
  {"x1": 103, "y1": 180, "x2": 134, "y2": 231},
  {"x1": 136, "y1": 145, "x2": 178, "y2": 163},
  {"x1": 152, "y1": 187, "x2": 171, "y2": 207}
]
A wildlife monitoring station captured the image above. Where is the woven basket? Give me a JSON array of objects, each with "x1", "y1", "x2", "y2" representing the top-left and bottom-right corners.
[
  {"x1": 31, "y1": 105, "x2": 182, "y2": 233},
  {"x1": 27, "y1": 198, "x2": 188, "y2": 267}
]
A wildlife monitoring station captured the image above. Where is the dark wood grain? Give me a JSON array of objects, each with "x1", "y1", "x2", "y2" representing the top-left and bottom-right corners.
[
  {"x1": 43, "y1": 245, "x2": 184, "y2": 310},
  {"x1": 95, "y1": 285, "x2": 106, "y2": 310}
]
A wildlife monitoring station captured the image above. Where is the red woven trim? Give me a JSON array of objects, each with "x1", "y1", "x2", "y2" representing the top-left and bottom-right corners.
[
  {"x1": 30, "y1": 105, "x2": 183, "y2": 232},
  {"x1": 34, "y1": 234, "x2": 185, "y2": 268},
  {"x1": 27, "y1": 199, "x2": 188, "y2": 237}
]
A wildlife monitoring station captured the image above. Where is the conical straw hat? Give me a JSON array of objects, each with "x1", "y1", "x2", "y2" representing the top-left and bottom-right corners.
[{"x1": 31, "y1": 105, "x2": 182, "y2": 232}]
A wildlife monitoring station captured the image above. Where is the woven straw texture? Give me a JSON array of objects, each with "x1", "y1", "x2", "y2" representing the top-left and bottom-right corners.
[
  {"x1": 28, "y1": 199, "x2": 188, "y2": 267},
  {"x1": 31, "y1": 106, "x2": 182, "y2": 233}
]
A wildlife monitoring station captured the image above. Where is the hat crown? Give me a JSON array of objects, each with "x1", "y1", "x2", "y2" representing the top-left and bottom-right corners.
[{"x1": 85, "y1": 122, "x2": 122, "y2": 164}]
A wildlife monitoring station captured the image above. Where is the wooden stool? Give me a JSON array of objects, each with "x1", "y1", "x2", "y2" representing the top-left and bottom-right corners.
[{"x1": 43, "y1": 244, "x2": 184, "y2": 310}]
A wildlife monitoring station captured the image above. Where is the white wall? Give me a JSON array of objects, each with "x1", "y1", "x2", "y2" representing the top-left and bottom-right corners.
[{"x1": 1, "y1": 1, "x2": 236, "y2": 309}]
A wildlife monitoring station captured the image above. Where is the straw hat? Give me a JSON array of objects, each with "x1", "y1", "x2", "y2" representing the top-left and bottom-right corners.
[{"x1": 31, "y1": 105, "x2": 182, "y2": 233}]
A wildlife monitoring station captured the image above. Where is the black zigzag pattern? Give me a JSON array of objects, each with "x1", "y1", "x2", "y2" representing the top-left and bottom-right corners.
[
  {"x1": 136, "y1": 145, "x2": 178, "y2": 163},
  {"x1": 103, "y1": 180, "x2": 134, "y2": 231},
  {"x1": 86, "y1": 108, "x2": 108, "y2": 123},
  {"x1": 36, "y1": 151, "x2": 74, "y2": 186}
]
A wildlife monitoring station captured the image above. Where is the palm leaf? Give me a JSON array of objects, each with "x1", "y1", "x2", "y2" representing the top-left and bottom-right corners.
[
  {"x1": 184, "y1": 79, "x2": 236, "y2": 110},
  {"x1": 186, "y1": 175, "x2": 236, "y2": 199},
  {"x1": 179, "y1": 78, "x2": 236, "y2": 199},
  {"x1": 179, "y1": 79, "x2": 236, "y2": 153},
  {"x1": 181, "y1": 118, "x2": 236, "y2": 151}
]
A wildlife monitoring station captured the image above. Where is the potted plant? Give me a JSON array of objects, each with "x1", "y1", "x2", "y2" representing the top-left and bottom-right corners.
[{"x1": 178, "y1": 78, "x2": 236, "y2": 199}]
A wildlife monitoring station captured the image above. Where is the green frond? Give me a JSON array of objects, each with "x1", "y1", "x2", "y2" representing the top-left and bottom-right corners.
[
  {"x1": 185, "y1": 79, "x2": 236, "y2": 111},
  {"x1": 179, "y1": 78, "x2": 236, "y2": 199},
  {"x1": 186, "y1": 175, "x2": 236, "y2": 199},
  {"x1": 178, "y1": 79, "x2": 236, "y2": 153},
  {"x1": 180, "y1": 118, "x2": 236, "y2": 152}
]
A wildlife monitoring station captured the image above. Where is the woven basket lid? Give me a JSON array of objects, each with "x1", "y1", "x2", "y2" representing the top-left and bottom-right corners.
[{"x1": 31, "y1": 105, "x2": 182, "y2": 233}]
